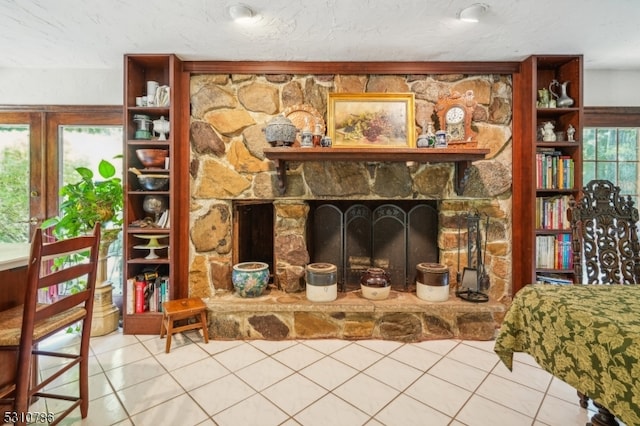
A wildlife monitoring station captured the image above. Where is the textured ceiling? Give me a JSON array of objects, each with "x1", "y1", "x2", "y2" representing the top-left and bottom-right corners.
[{"x1": 0, "y1": 0, "x2": 638, "y2": 70}]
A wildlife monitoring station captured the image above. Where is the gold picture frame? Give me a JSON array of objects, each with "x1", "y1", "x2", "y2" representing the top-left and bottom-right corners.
[{"x1": 327, "y1": 93, "x2": 415, "y2": 148}]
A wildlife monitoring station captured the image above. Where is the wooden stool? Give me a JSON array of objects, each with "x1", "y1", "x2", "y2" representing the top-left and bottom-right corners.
[{"x1": 160, "y1": 297, "x2": 209, "y2": 353}]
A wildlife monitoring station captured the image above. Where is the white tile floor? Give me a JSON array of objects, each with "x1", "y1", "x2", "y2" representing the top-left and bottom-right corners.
[{"x1": 18, "y1": 329, "x2": 607, "y2": 425}]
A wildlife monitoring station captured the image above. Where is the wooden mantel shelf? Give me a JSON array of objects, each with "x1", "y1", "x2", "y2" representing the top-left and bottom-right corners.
[{"x1": 263, "y1": 147, "x2": 490, "y2": 195}]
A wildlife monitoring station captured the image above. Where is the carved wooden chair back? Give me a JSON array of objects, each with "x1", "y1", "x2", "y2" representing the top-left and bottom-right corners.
[{"x1": 568, "y1": 179, "x2": 640, "y2": 284}]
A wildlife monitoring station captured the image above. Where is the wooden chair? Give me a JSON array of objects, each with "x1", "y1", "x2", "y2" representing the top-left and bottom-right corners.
[
  {"x1": 568, "y1": 179, "x2": 640, "y2": 285},
  {"x1": 568, "y1": 179, "x2": 639, "y2": 422},
  {"x1": 0, "y1": 224, "x2": 101, "y2": 426}
]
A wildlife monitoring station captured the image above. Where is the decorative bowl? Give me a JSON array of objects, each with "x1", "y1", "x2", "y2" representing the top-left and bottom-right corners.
[
  {"x1": 137, "y1": 174, "x2": 169, "y2": 191},
  {"x1": 232, "y1": 262, "x2": 270, "y2": 297},
  {"x1": 264, "y1": 115, "x2": 298, "y2": 146},
  {"x1": 136, "y1": 149, "x2": 168, "y2": 169}
]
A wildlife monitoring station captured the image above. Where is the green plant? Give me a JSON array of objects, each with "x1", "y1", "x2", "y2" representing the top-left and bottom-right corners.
[
  {"x1": 40, "y1": 158, "x2": 123, "y2": 332},
  {"x1": 42, "y1": 158, "x2": 123, "y2": 239}
]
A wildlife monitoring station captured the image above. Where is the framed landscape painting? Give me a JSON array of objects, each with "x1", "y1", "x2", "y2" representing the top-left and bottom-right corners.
[{"x1": 327, "y1": 93, "x2": 415, "y2": 148}]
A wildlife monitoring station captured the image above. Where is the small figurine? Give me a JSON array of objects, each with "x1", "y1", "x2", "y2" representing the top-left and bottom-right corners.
[
  {"x1": 567, "y1": 124, "x2": 576, "y2": 142},
  {"x1": 417, "y1": 121, "x2": 436, "y2": 148},
  {"x1": 542, "y1": 122, "x2": 556, "y2": 142},
  {"x1": 300, "y1": 117, "x2": 313, "y2": 148}
]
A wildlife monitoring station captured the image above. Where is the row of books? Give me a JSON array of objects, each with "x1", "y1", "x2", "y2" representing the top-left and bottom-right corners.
[
  {"x1": 536, "y1": 149, "x2": 575, "y2": 189},
  {"x1": 536, "y1": 234, "x2": 573, "y2": 270},
  {"x1": 535, "y1": 195, "x2": 572, "y2": 230},
  {"x1": 125, "y1": 274, "x2": 170, "y2": 314}
]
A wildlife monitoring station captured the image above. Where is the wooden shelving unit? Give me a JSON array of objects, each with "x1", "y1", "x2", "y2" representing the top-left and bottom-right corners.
[
  {"x1": 122, "y1": 54, "x2": 189, "y2": 334},
  {"x1": 513, "y1": 55, "x2": 583, "y2": 293}
]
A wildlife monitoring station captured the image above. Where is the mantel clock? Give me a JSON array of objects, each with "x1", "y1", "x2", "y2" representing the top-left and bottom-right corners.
[{"x1": 435, "y1": 90, "x2": 478, "y2": 146}]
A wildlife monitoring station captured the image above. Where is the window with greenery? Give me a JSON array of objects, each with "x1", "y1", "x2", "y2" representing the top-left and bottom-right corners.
[
  {"x1": 0, "y1": 106, "x2": 123, "y2": 295},
  {"x1": 584, "y1": 107, "x2": 640, "y2": 204},
  {"x1": 0, "y1": 124, "x2": 30, "y2": 242}
]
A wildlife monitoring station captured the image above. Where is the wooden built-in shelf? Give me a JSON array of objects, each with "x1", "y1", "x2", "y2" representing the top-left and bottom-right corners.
[{"x1": 263, "y1": 147, "x2": 490, "y2": 195}]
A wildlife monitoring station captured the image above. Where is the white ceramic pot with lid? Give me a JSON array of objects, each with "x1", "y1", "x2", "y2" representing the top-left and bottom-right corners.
[{"x1": 305, "y1": 263, "x2": 338, "y2": 302}]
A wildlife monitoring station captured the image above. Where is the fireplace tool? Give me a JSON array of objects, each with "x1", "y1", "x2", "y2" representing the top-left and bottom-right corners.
[{"x1": 456, "y1": 210, "x2": 490, "y2": 303}]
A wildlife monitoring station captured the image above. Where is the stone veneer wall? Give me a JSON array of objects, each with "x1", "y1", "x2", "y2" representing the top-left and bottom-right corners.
[{"x1": 187, "y1": 73, "x2": 513, "y2": 307}]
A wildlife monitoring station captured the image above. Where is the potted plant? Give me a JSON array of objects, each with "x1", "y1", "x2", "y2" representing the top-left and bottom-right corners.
[
  {"x1": 41, "y1": 158, "x2": 124, "y2": 334},
  {"x1": 42, "y1": 157, "x2": 123, "y2": 290},
  {"x1": 42, "y1": 158, "x2": 123, "y2": 240}
]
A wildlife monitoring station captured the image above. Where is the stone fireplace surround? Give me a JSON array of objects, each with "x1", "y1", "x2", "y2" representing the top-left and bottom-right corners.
[{"x1": 187, "y1": 69, "x2": 513, "y2": 342}]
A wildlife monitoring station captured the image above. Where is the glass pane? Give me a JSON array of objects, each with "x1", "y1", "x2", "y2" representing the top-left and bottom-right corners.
[
  {"x1": 618, "y1": 162, "x2": 637, "y2": 195},
  {"x1": 596, "y1": 129, "x2": 617, "y2": 161},
  {"x1": 583, "y1": 161, "x2": 596, "y2": 184},
  {"x1": 60, "y1": 125, "x2": 124, "y2": 292},
  {"x1": 582, "y1": 128, "x2": 596, "y2": 160},
  {"x1": 596, "y1": 161, "x2": 617, "y2": 183},
  {"x1": 618, "y1": 129, "x2": 638, "y2": 161},
  {"x1": 60, "y1": 126, "x2": 123, "y2": 187},
  {"x1": 0, "y1": 124, "x2": 30, "y2": 243}
]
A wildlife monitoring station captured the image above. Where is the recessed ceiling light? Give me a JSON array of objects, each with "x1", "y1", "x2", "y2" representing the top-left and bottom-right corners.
[
  {"x1": 227, "y1": 4, "x2": 259, "y2": 23},
  {"x1": 457, "y1": 3, "x2": 489, "y2": 23}
]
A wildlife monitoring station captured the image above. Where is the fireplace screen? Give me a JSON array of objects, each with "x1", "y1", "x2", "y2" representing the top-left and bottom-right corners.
[{"x1": 309, "y1": 201, "x2": 438, "y2": 292}]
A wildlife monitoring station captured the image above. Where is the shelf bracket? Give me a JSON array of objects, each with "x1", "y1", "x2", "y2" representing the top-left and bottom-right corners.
[
  {"x1": 273, "y1": 159, "x2": 287, "y2": 195},
  {"x1": 454, "y1": 161, "x2": 472, "y2": 195}
]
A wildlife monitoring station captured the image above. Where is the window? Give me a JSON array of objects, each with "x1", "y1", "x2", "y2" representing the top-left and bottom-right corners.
[
  {"x1": 0, "y1": 106, "x2": 123, "y2": 291},
  {"x1": 584, "y1": 107, "x2": 640, "y2": 203},
  {"x1": 0, "y1": 122, "x2": 33, "y2": 242}
]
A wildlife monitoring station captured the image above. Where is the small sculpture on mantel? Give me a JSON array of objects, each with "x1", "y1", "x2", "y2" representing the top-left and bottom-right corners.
[
  {"x1": 300, "y1": 117, "x2": 314, "y2": 148},
  {"x1": 417, "y1": 121, "x2": 436, "y2": 148}
]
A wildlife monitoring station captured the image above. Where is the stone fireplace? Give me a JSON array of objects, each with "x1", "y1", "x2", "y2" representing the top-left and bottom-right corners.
[{"x1": 187, "y1": 71, "x2": 513, "y2": 341}]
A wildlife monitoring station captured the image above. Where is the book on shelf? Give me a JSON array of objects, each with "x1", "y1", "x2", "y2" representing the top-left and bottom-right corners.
[
  {"x1": 535, "y1": 233, "x2": 573, "y2": 270},
  {"x1": 126, "y1": 272, "x2": 170, "y2": 314},
  {"x1": 126, "y1": 278, "x2": 135, "y2": 315},
  {"x1": 134, "y1": 279, "x2": 145, "y2": 313},
  {"x1": 536, "y1": 149, "x2": 574, "y2": 190},
  {"x1": 536, "y1": 274, "x2": 573, "y2": 285},
  {"x1": 536, "y1": 195, "x2": 572, "y2": 230},
  {"x1": 147, "y1": 278, "x2": 158, "y2": 312}
]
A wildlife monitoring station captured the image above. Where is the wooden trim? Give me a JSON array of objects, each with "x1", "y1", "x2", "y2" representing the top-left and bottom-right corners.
[
  {"x1": 183, "y1": 60, "x2": 521, "y2": 75},
  {"x1": 584, "y1": 107, "x2": 640, "y2": 127},
  {"x1": 0, "y1": 105, "x2": 121, "y2": 113}
]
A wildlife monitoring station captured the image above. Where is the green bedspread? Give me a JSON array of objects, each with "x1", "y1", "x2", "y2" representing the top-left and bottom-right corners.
[{"x1": 494, "y1": 284, "x2": 640, "y2": 425}]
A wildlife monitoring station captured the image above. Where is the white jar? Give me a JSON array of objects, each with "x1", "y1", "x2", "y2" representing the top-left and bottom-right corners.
[{"x1": 305, "y1": 263, "x2": 337, "y2": 302}]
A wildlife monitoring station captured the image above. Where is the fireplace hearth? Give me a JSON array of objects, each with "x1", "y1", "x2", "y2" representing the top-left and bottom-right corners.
[{"x1": 205, "y1": 197, "x2": 508, "y2": 342}]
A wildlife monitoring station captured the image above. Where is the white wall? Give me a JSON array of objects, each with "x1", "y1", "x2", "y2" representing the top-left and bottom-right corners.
[
  {"x1": 1, "y1": 67, "x2": 639, "y2": 107},
  {"x1": 584, "y1": 69, "x2": 640, "y2": 107},
  {"x1": 0, "y1": 68, "x2": 122, "y2": 105}
]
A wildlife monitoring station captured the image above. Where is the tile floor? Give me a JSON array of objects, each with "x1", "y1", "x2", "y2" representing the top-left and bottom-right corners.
[{"x1": 16, "y1": 329, "x2": 608, "y2": 425}]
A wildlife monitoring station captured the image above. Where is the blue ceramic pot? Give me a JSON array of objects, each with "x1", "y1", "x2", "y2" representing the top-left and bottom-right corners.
[{"x1": 232, "y1": 262, "x2": 270, "y2": 297}]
